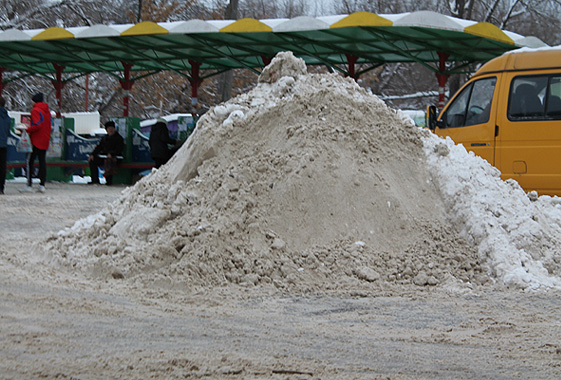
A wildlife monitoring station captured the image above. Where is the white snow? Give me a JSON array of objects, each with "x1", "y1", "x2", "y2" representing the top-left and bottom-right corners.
[{"x1": 423, "y1": 133, "x2": 561, "y2": 290}]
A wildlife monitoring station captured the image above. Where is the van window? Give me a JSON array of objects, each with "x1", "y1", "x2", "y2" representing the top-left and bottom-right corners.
[
  {"x1": 442, "y1": 77, "x2": 496, "y2": 128},
  {"x1": 508, "y1": 76, "x2": 550, "y2": 120},
  {"x1": 546, "y1": 76, "x2": 561, "y2": 118}
]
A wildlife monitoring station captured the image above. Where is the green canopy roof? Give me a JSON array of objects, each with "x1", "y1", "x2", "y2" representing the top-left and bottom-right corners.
[{"x1": 0, "y1": 10, "x2": 547, "y2": 84}]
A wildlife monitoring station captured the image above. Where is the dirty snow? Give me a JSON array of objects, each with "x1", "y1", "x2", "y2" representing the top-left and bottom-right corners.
[{"x1": 44, "y1": 51, "x2": 561, "y2": 292}]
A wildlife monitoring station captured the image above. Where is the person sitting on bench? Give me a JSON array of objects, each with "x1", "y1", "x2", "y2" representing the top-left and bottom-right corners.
[{"x1": 88, "y1": 120, "x2": 124, "y2": 185}]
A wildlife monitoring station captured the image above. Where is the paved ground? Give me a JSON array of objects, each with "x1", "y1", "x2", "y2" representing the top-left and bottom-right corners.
[{"x1": 1, "y1": 181, "x2": 561, "y2": 379}]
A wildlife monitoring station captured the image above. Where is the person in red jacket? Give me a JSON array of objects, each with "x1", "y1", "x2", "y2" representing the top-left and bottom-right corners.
[{"x1": 20, "y1": 92, "x2": 51, "y2": 193}]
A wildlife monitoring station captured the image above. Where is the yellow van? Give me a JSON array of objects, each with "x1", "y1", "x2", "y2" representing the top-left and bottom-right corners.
[{"x1": 428, "y1": 48, "x2": 561, "y2": 196}]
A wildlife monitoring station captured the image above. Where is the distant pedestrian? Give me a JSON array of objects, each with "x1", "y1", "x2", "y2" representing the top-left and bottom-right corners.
[
  {"x1": 88, "y1": 120, "x2": 125, "y2": 185},
  {"x1": 0, "y1": 96, "x2": 10, "y2": 195},
  {"x1": 149, "y1": 118, "x2": 177, "y2": 168},
  {"x1": 20, "y1": 92, "x2": 51, "y2": 193}
]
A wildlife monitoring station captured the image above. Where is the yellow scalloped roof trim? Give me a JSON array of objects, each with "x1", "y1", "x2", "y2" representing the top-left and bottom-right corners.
[
  {"x1": 465, "y1": 22, "x2": 513, "y2": 45},
  {"x1": 220, "y1": 18, "x2": 272, "y2": 33},
  {"x1": 32, "y1": 27, "x2": 74, "y2": 40},
  {"x1": 121, "y1": 21, "x2": 169, "y2": 36},
  {"x1": 331, "y1": 12, "x2": 393, "y2": 28}
]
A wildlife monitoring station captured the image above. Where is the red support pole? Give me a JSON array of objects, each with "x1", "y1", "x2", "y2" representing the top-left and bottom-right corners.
[
  {"x1": 261, "y1": 56, "x2": 272, "y2": 67},
  {"x1": 51, "y1": 63, "x2": 66, "y2": 117},
  {"x1": 119, "y1": 62, "x2": 134, "y2": 117},
  {"x1": 435, "y1": 52, "x2": 450, "y2": 111},
  {"x1": 188, "y1": 60, "x2": 203, "y2": 108},
  {"x1": 345, "y1": 53, "x2": 359, "y2": 81}
]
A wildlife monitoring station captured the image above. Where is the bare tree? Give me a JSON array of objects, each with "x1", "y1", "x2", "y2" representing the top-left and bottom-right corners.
[{"x1": 283, "y1": 0, "x2": 307, "y2": 17}]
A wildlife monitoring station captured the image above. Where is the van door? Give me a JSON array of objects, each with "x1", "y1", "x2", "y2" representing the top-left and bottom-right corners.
[
  {"x1": 496, "y1": 74, "x2": 561, "y2": 195},
  {"x1": 435, "y1": 75, "x2": 498, "y2": 165}
]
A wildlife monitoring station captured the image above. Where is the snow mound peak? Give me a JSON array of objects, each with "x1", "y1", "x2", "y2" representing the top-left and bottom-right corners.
[{"x1": 258, "y1": 51, "x2": 307, "y2": 84}]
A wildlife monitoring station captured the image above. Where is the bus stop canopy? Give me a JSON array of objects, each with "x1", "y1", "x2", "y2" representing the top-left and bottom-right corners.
[{"x1": 0, "y1": 10, "x2": 548, "y2": 113}]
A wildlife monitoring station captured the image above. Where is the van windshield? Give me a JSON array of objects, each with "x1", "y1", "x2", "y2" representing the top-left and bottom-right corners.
[{"x1": 442, "y1": 77, "x2": 496, "y2": 128}]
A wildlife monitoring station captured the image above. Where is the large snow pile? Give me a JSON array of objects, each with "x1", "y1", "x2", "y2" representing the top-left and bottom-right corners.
[{"x1": 46, "y1": 52, "x2": 561, "y2": 292}]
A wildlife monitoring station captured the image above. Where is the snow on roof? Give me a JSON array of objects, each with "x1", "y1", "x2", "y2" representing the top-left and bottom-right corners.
[
  {"x1": 273, "y1": 16, "x2": 330, "y2": 32},
  {"x1": 140, "y1": 113, "x2": 193, "y2": 128},
  {"x1": 0, "y1": 11, "x2": 546, "y2": 48}
]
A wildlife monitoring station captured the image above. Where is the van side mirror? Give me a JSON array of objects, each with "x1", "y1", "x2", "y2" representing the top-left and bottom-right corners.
[{"x1": 427, "y1": 105, "x2": 438, "y2": 130}]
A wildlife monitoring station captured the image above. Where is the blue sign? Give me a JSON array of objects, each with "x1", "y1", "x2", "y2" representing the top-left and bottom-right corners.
[
  {"x1": 131, "y1": 129, "x2": 153, "y2": 163},
  {"x1": 7, "y1": 131, "x2": 27, "y2": 162},
  {"x1": 65, "y1": 130, "x2": 100, "y2": 161}
]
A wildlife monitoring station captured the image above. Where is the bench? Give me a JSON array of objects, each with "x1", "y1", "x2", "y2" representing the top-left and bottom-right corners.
[
  {"x1": 7, "y1": 161, "x2": 154, "y2": 170},
  {"x1": 7, "y1": 160, "x2": 155, "y2": 183}
]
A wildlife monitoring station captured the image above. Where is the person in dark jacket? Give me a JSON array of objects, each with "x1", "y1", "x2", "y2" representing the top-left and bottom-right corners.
[
  {"x1": 20, "y1": 92, "x2": 51, "y2": 193},
  {"x1": 149, "y1": 118, "x2": 177, "y2": 168},
  {"x1": 88, "y1": 120, "x2": 124, "y2": 185},
  {"x1": 0, "y1": 96, "x2": 10, "y2": 195}
]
